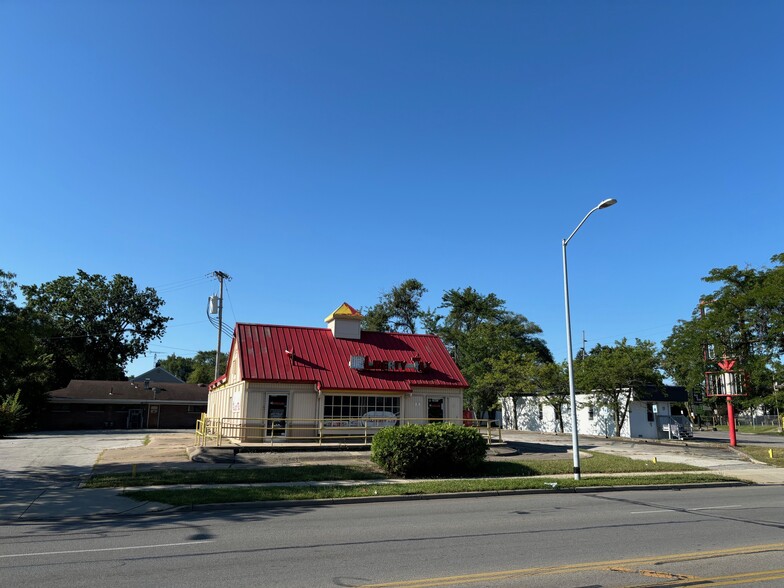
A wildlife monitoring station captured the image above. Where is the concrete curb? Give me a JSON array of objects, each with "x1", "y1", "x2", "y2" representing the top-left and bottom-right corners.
[
  {"x1": 169, "y1": 480, "x2": 750, "y2": 514},
  {"x1": 0, "y1": 480, "x2": 755, "y2": 524}
]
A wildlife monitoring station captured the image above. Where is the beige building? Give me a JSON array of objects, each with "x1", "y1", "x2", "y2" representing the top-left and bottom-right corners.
[{"x1": 207, "y1": 303, "x2": 468, "y2": 443}]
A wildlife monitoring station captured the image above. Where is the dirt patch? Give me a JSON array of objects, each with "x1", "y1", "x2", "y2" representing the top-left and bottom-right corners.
[
  {"x1": 92, "y1": 432, "x2": 571, "y2": 476},
  {"x1": 94, "y1": 432, "x2": 197, "y2": 474}
]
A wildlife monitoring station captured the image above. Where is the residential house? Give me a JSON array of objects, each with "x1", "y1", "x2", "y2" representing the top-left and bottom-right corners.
[{"x1": 44, "y1": 379, "x2": 208, "y2": 430}]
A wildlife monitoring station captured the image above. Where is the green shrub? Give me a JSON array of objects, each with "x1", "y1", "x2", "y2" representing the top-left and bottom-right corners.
[
  {"x1": 371, "y1": 423, "x2": 488, "y2": 478},
  {"x1": 0, "y1": 391, "x2": 27, "y2": 437}
]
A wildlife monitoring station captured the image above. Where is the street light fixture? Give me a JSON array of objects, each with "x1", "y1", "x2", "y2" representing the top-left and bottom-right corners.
[{"x1": 562, "y1": 198, "x2": 617, "y2": 480}]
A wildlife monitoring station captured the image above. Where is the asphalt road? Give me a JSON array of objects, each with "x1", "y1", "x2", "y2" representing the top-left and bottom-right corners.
[{"x1": 2, "y1": 485, "x2": 782, "y2": 588}]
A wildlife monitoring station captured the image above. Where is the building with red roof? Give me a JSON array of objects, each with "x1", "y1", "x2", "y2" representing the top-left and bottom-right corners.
[{"x1": 207, "y1": 303, "x2": 468, "y2": 442}]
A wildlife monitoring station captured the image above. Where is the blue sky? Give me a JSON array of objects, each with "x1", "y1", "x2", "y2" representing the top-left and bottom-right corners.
[{"x1": 2, "y1": 1, "x2": 782, "y2": 378}]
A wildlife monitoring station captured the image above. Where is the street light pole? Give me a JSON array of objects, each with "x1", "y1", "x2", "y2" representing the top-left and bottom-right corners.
[{"x1": 562, "y1": 198, "x2": 617, "y2": 480}]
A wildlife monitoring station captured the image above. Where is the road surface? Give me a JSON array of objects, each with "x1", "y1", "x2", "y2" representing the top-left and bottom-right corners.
[{"x1": 2, "y1": 485, "x2": 782, "y2": 587}]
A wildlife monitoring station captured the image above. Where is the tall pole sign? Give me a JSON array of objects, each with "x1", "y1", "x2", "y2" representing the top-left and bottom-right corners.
[{"x1": 705, "y1": 356, "x2": 746, "y2": 447}]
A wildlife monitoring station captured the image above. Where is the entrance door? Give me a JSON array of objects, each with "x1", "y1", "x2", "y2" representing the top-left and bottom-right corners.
[
  {"x1": 266, "y1": 395, "x2": 288, "y2": 436},
  {"x1": 148, "y1": 404, "x2": 160, "y2": 428},
  {"x1": 127, "y1": 409, "x2": 144, "y2": 429},
  {"x1": 427, "y1": 398, "x2": 444, "y2": 423}
]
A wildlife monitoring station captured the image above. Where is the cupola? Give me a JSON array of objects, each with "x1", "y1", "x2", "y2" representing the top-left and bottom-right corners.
[{"x1": 325, "y1": 302, "x2": 363, "y2": 340}]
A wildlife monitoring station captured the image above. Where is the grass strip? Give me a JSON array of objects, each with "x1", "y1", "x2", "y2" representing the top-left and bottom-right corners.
[
  {"x1": 86, "y1": 465, "x2": 386, "y2": 488},
  {"x1": 87, "y1": 452, "x2": 700, "y2": 488},
  {"x1": 126, "y1": 474, "x2": 735, "y2": 506},
  {"x1": 714, "y1": 425, "x2": 783, "y2": 435},
  {"x1": 734, "y1": 445, "x2": 784, "y2": 467},
  {"x1": 480, "y1": 452, "x2": 701, "y2": 477}
]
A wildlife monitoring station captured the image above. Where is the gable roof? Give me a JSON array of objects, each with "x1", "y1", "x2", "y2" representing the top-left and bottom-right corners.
[
  {"x1": 131, "y1": 366, "x2": 185, "y2": 384},
  {"x1": 217, "y1": 323, "x2": 468, "y2": 392},
  {"x1": 50, "y1": 380, "x2": 208, "y2": 404}
]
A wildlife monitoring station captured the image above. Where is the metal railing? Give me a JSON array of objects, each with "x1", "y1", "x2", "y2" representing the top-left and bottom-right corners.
[{"x1": 194, "y1": 416, "x2": 503, "y2": 447}]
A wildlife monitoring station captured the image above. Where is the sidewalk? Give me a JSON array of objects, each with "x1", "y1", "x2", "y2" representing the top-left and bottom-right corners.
[{"x1": 2, "y1": 430, "x2": 782, "y2": 522}]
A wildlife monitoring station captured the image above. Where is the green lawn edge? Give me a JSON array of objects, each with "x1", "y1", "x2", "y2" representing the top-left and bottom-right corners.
[
  {"x1": 87, "y1": 451, "x2": 702, "y2": 489},
  {"x1": 125, "y1": 473, "x2": 737, "y2": 506}
]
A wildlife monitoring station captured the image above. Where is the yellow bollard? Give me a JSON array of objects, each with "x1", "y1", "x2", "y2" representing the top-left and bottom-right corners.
[
  {"x1": 769, "y1": 448, "x2": 774, "y2": 459},
  {"x1": 652, "y1": 457, "x2": 657, "y2": 464}
]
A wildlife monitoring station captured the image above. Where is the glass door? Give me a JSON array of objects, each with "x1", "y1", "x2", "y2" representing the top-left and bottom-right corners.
[
  {"x1": 266, "y1": 395, "x2": 288, "y2": 436},
  {"x1": 427, "y1": 398, "x2": 444, "y2": 423}
]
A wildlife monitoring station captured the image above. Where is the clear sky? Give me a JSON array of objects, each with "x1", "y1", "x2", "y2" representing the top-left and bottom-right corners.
[{"x1": 2, "y1": 1, "x2": 782, "y2": 379}]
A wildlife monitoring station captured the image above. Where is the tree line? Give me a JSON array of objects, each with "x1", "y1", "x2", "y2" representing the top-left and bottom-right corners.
[
  {"x1": 0, "y1": 269, "x2": 169, "y2": 432},
  {"x1": 363, "y1": 254, "x2": 784, "y2": 432},
  {"x1": 3, "y1": 254, "x2": 782, "y2": 435}
]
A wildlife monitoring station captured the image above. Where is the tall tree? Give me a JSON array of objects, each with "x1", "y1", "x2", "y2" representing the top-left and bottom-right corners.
[
  {"x1": 661, "y1": 254, "x2": 784, "y2": 409},
  {"x1": 362, "y1": 279, "x2": 427, "y2": 333},
  {"x1": 0, "y1": 270, "x2": 52, "y2": 426},
  {"x1": 21, "y1": 270, "x2": 170, "y2": 386},
  {"x1": 361, "y1": 303, "x2": 392, "y2": 333},
  {"x1": 575, "y1": 338, "x2": 663, "y2": 435},
  {"x1": 427, "y1": 287, "x2": 553, "y2": 413}
]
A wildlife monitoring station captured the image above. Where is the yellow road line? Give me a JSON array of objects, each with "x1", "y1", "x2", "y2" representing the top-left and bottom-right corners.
[
  {"x1": 624, "y1": 568, "x2": 784, "y2": 587},
  {"x1": 360, "y1": 542, "x2": 784, "y2": 588}
]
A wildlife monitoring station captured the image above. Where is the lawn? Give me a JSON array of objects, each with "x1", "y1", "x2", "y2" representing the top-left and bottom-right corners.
[
  {"x1": 86, "y1": 450, "x2": 736, "y2": 506},
  {"x1": 126, "y1": 473, "x2": 733, "y2": 507},
  {"x1": 735, "y1": 445, "x2": 784, "y2": 467},
  {"x1": 714, "y1": 425, "x2": 783, "y2": 435},
  {"x1": 87, "y1": 451, "x2": 700, "y2": 488}
]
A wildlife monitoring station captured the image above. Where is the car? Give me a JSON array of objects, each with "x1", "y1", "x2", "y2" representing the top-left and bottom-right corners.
[{"x1": 361, "y1": 411, "x2": 398, "y2": 428}]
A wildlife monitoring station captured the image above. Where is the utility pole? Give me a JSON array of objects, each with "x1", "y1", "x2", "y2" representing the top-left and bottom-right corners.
[{"x1": 212, "y1": 271, "x2": 231, "y2": 380}]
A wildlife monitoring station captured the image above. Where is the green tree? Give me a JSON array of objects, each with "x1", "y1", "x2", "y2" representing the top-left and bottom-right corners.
[
  {"x1": 361, "y1": 303, "x2": 392, "y2": 332},
  {"x1": 532, "y1": 361, "x2": 571, "y2": 433},
  {"x1": 21, "y1": 270, "x2": 170, "y2": 386},
  {"x1": 0, "y1": 270, "x2": 51, "y2": 426},
  {"x1": 156, "y1": 353, "x2": 195, "y2": 382},
  {"x1": 575, "y1": 338, "x2": 663, "y2": 435},
  {"x1": 188, "y1": 350, "x2": 228, "y2": 384},
  {"x1": 362, "y1": 279, "x2": 427, "y2": 333},
  {"x1": 427, "y1": 287, "x2": 552, "y2": 414},
  {"x1": 661, "y1": 254, "x2": 784, "y2": 409}
]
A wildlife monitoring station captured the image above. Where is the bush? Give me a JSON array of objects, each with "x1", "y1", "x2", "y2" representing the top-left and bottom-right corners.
[
  {"x1": 0, "y1": 391, "x2": 27, "y2": 437},
  {"x1": 371, "y1": 423, "x2": 488, "y2": 478}
]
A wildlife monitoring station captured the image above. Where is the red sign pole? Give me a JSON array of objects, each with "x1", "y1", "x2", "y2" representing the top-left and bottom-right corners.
[{"x1": 726, "y1": 396, "x2": 737, "y2": 447}]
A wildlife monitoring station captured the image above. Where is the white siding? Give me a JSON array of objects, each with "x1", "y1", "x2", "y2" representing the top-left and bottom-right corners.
[{"x1": 502, "y1": 393, "x2": 679, "y2": 440}]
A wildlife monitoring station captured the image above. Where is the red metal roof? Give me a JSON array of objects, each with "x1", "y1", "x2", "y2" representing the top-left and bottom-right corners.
[{"x1": 222, "y1": 323, "x2": 468, "y2": 392}]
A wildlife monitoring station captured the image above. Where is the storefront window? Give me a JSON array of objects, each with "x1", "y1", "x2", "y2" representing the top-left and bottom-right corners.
[{"x1": 323, "y1": 395, "x2": 400, "y2": 427}]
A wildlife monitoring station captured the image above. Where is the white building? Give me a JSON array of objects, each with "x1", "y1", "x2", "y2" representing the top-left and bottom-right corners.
[{"x1": 501, "y1": 385, "x2": 690, "y2": 439}]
